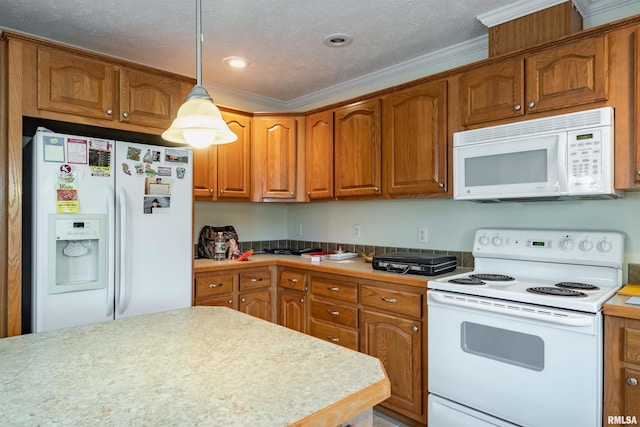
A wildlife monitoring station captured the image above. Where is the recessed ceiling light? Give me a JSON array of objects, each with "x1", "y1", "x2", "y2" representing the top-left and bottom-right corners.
[
  {"x1": 223, "y1": 56, "x2": 251, "y2": 68},
  {"x1": 322, "y1": 33, "x2": 353, "y2": 48}
]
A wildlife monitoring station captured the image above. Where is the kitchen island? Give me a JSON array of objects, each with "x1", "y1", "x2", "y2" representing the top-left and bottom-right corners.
[{"x1": 0, "y1": 306, "x2": 390, "y2": 426}]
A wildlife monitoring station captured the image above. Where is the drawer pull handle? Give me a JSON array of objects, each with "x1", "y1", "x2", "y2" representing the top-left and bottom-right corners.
[
  {"x1": 250, "y1": 278, "x2": 263, "y2": 282},
  {"x1": 381, "y1": 297, "x2": 397, "y2": 303},
  {"x1": 209, "y1": 283, "x2": 222, "y2": 288},
  {"x1": 628, "y1": 377, "x2": 638, "y2": 386},
  {"x1": 288, "y1": 278, "x2": 299, "y2": 284},
  {"x1": 328, "y1": 336, "x2": 340, "y2": 343},
  {"x1": 328, "y1": 287, "x2": 340, "y2": 292},
  {"x1": 327, "y1": 310, "x2": 340, "y2": 316}
]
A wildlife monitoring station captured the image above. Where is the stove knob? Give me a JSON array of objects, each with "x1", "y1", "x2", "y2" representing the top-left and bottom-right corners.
[
  {"x1": 558, "y1": 237, "x2": 575, "y2": 251},
  {"x1": 579, "y1": 239, "x2": 594, "y2": 252},
  {"x1": 597, "y1": 239, "x2": 613, "y2": 253},
  {"x1": 478, "y1": 235, "x2": 490, "y2": 246},
  {"x1": 491, "y1": 236, "x2": 503, "y2": 247}
]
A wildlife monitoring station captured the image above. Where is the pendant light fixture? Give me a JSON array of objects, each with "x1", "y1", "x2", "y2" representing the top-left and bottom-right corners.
[{"x1": 162, "y1": 0, "x2": 237, "y2": 149}]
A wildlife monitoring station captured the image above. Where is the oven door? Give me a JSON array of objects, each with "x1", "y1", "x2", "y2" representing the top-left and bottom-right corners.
[
  {"x1": 427, "y1": 290, "x2": 602, "y2": 427},
  {"x1": 453, "y1": 132, "x2": 568, "y2": 201}
]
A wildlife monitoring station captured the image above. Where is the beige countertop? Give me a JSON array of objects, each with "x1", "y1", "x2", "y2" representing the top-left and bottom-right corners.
[
  {"x1": 0, "y1": 307, "x2": 390, "y2": 426},
  {"x1": 604, "y1": 293, "x2": 640, "y2": 320},
  {"x1": 195, "y1": 253, "x2": 469, "y2": 288}
]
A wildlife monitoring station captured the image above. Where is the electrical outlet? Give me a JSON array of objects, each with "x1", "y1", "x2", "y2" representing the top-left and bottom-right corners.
[
  {"x1": 295, "y1": 223, "x2": 303, "y2": 236},
  {"x1": 417, "y1": 226, "x2": 428, "y2": 244},
  {"x1": 353, "y1": 224, "x2": 361, "y2": 239}
]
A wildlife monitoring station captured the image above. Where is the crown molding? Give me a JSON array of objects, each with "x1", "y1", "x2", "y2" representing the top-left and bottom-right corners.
[
  {"x1": 573, "y1": 0, "x2": 640, "y2": 17},
  {"x1": 476, "y1": 0, "x2": 567, "y2": 28}
]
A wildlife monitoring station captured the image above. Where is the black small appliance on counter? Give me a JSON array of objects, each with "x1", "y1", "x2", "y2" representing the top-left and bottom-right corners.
[{"x1": 372, "y1": 252, "x2": 457, "y2": 276}]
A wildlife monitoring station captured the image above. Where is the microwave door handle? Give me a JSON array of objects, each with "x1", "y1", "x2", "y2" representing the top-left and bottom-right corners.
[
  {"x1": 557, "y1": 134, "x2": 568, "y2": 193},
  {"x1": 428, "y1": 291, "x2": 593, "y2": 327}
]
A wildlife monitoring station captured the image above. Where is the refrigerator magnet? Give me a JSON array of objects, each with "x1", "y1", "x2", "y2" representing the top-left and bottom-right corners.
[
  {"x1": 56, "y1": 170, "x2": 79, "y2": 213},
  {"x1": 165, "y1": 148, "x2": 189, "y2": 164},
  {"x1": 121, "y1": 162, "x2": 132, "y2": 175},
  {"x1": 88, "y1": 139, "x2": 112, "y2": 177},
  {"x1": 157, "y1": 166, "x2": 172, "y2": 177},
  {"x1": 127, "y1": 146, "x2": 141, "y2": 161},
  {"x1": 66, "y1": 138, "x2": 88, "y2": 164},
  {"x1": 176, "y1": 167, "x2": 186, "y2": 179},
  {"x1": 43, "y1": 135, "x2": 65, "y2": 162}
]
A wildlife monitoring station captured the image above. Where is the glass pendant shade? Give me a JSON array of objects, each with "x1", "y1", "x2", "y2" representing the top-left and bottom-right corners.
[{"x1": 162, "y1": 86, "x2": 238, "y2": 149}]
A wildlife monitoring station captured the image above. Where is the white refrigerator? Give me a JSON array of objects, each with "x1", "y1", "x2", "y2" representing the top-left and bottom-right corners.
[{"x1": 26, "y1": 127, "x2": 193, "y2": 332}]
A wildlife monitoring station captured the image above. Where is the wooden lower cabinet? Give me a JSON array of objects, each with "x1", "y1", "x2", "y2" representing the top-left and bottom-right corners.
[
  {"x1": 194, "y1": 267, "x2": 273, "y2": 322},
  {"x1": 360, "y1": 308, "x2": 424, "y2": 424},
  {"x1": 604, "y1": 315, "x2": 640, "y2": 425},
  {"x1": 277, "y1": 269, "x2": 308, "y2": 333}
]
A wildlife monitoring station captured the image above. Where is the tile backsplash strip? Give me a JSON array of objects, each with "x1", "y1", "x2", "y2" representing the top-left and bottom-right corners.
[
  {"x1": 628, "y1": 263, "x2": 640, "y2": 284},
  {"x1": 234, "y1": 239, "x2": 474, "y2": 269}
]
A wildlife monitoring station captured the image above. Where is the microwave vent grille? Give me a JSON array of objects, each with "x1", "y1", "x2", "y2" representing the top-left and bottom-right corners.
[{"x1": 454, "y1": 107, "x2": 613, "y2": 146}]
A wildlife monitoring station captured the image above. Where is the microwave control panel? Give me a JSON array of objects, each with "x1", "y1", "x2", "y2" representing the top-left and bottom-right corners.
[{"x1": 567, "y1": 128, "x2": 605, "y2": 191}]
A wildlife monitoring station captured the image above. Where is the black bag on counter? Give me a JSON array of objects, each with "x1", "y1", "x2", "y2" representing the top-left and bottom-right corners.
[{"x1": 197, "y1": 226, "x2": 238, "y2": 259}]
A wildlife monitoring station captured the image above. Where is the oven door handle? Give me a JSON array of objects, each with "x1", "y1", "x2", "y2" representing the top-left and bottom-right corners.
[{"x1": 428, "y1": 292, "x2": 594, "y2": 327}]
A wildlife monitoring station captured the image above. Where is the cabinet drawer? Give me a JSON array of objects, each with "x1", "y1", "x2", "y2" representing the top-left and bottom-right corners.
[
  {"x1": 195, "y1": 274, "x2": 234, "y2": 299},
  {"x1": 280, "y1": 270, "x2": 306, "y2": 292},
  {"x1": 624, "y1": 327, "x2": 640, "y2": 364},
  {"x1": 360, "y1": 285, "x2": 422, "y2": 319},
  {"x1": 195, "y1": 295, "x2": 234, "y2": 308},
  {"x1": 310, "y1": 319, "x2": 358, "y2": 351},
  {"x1": 239, "y1": 269, "x2": 271, "y2": 291},
  {"x1": 311, "y1": 299, "x2": 358, "y2": 328},
  {"x1": 310, "y1": 277, "x2": 357, "y2": 304}
]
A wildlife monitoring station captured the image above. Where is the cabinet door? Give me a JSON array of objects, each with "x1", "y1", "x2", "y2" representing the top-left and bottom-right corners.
[
  {"x1": 118, "y1": 68, "x2": 187, "y2": 129},
  {"x1": 623, "y1": 367, "x2": 640, "y2": 419},
  {"x1": 254, "y1": 117, "x2": 298, "y2": 199},
  {"x1": 360, "y1": 310, "x2": 423, "y2": 421},
  {"x1": 334, "y1": 99, "x2": 382, "y2": 197},
  {"x1": 279, "y1": 289, "x2": 307, "y2": 333},
  {"x1": 193, "y1": 146, "x2": 216, "y2": 199},
  {"x1": 305, "y1": 110, "x2": 334, "y2": 200},
  {"x1": 460, "y1": 58, "x2": 525, "y2": 125},
  {"x1": 218, "y1": 111, "x2": 252, "y2": 200},
  {"x1": 382, "y1": 82, "x2": 448, "y2": 196},
  {"x1": 37, "y1": 47, "x2": 115, "y2": 120},
  {"x1": 239, "y1": 290, "x2": 272, "y2": 322},
  {"x1": 525, "y1": 36, "x2": 608, "y2": 113}
]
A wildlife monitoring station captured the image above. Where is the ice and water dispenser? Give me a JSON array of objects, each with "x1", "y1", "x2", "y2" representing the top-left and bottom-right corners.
[{"x1": 48, "y1": 214, "x2": 107, "y2": 294}]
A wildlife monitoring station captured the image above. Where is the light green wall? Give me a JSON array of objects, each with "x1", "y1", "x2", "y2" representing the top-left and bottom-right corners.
[{"x1": 195, "y1": 192, "x2": 640, "y2": 278}]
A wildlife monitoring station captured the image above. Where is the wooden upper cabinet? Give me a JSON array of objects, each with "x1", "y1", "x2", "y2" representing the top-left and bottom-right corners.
[
  {"x1": 34, "y1": 44, "x2": 192, "y2": 132},
  {"x1": 460, "y1": 58, "x2": 525, "y2": 125},
  {"x1": 193, "y1": 110, "x2": 252, "y2": 201},
  {"x1": 461, "y1": 35, "x2": 608, "y2": 126},
  {"x1": 334, "y1": 99, "x2": 382, "y2": 198},
  {"x1": 253, "y1": 116, "x2": 298, "y2": 200},
  {"x1": 217, "y1": 111, "x2": 252, "y2": 200},
  {"x1": 305, "y1": 110, "x2": 334, "y2": 200},
  {"x1": 382, "y1": 81, "x2": 448, "y2": 197},
  {"x1": 37, "y1": 47, "x2": 115, "y2": 120},
  {"x1": 525, "y1": 35, "x2": 608, "y2": 113},
  {"x1": 117, "y1": 68, "x2": 184, "y2": 129}
]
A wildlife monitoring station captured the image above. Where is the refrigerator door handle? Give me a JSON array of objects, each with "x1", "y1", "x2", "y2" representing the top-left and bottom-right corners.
[
  {"x1": 117, "y1": 189, "x2": 128, "y2": 315},
  {"x1": 106, "y1": 187, "x2": 115, "y2": 317}
]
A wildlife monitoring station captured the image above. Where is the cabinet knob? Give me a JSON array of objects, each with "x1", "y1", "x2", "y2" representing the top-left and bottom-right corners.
[
  {"x1": 288, "y1": 278, "x2": 299, "y2": 284},
  {"x1": 106, "y1": 109, "x2": 113, "y2": 115},
  {"x1": 209, "y1": 189, "x2": 214, "y2": 194},
  {"x1": 328, "y1": 286, "x2": 340, "y2": 292},
  {"x1": 328, "y1": 336, "x2": 340, "y2": 343},
  {"x1": 374, "y1": 187, "x2": 379, "y2": 192},
  {"x1": 513, "y1": 104, "x2": 521, "y2": 111},
  {"x1": 412, "y1": 325, "x2": 419, "y2": 332},
  {"x1": 241, "y1": 297, "x2": 246, "y2": 303},
  {"x1": 228, "y1": 299, "x2": 233, "y2": 305},
  {"x1": 527, "y1": 101, "x2": 535, "y2": 108},
  {"x1": 438, "y1": 182, "x2": 444, "y2": 188},
  {"x1": 327, "y1": 310, "x2": 340, "y2": 316},
  {"x1": 307, "y1": 191, "x2": 311, "y2": 196},
  {"x1": 220, "y1": 189, "x2": 224, "y2": 194},
  {"x1": 300, "y1": 298, "x2": 304, "y2": 303},
  {"x1": 209, "y1": 283, "x2": 222, "y2": 288},
  {"x1": 290, "y1": 191, "x2": 295, "y2": 196},
  {"x1": 628, "y1": 377, "x2": 638, "y2": 386},
  {"x1": 122, "y1": 111, "x2": 129, "y2": 118},
  {"x1": 250, "y1": 277, "x2": 263, "y2": 283},
  {"x1": 381, "y1": 297, "x2": 397, "y2": 303}
]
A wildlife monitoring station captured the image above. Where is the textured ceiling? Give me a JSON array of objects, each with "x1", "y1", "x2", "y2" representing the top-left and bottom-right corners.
[{"x1": 0, "y1": 0, "x2": 633, "y2": 107}]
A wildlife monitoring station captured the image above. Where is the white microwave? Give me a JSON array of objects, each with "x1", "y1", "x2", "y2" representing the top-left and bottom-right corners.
[{"x1": 453, "y1": 107, "x2": 623, "y2": 202}]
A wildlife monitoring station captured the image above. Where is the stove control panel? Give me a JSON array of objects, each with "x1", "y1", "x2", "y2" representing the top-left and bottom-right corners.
[{"x1": 473, "y1": 228, "x2": 624, "y2": 267}]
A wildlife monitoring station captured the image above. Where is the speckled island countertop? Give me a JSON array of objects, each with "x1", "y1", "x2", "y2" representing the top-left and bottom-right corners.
[{"x1": 0, "y1": 307, "x2": 390, "y2": 426}]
